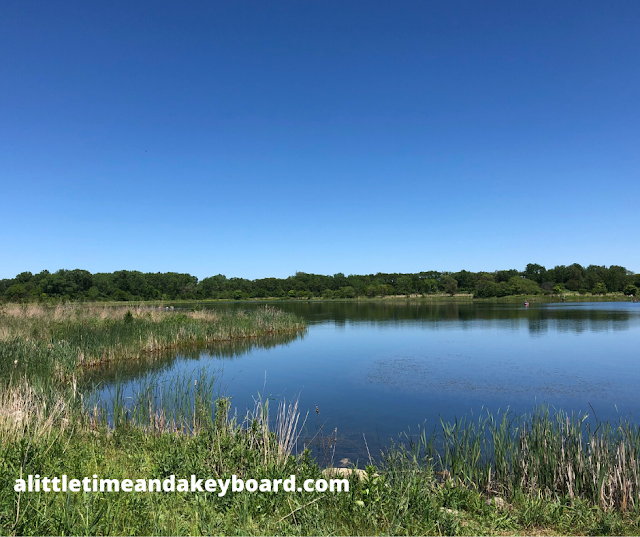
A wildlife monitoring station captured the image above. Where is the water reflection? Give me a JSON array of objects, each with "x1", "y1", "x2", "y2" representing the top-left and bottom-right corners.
[
  {"x1": 82, "y1": 330, "x2": 305, "y2": 387},
  {"x1": 175, "y1": 300, "x2": 637, "y2": 334},
  {"x1": 87, "y1": 301, "x2": 640, "y2": 462}
]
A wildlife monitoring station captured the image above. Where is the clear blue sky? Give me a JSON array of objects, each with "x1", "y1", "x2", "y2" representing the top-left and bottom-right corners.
[{"x1": 2, "y1": 1, "x2": 638, "y2": 279}]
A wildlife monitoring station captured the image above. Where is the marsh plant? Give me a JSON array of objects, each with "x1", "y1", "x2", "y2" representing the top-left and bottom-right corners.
[
  {"x1": 1, "y1": 374, "x2": 640, "y2": 534},
  {"x1": 0, "y1": 303, "x2": 306, "y2": 379},
  {"x1": 398, "y1": 407, "x2": 640, "y2": 512},
  {"x1": 1, "y1": 304, "x2": 640, "y2": 534}
]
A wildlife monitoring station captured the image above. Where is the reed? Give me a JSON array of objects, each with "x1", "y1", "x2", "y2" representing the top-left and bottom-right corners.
[
  {"x1": 0, "y1": 380, "x2": 73, "y2": 444},
  {"x1": 1, "y1": 378, "x2": 639, "y2": 535},
  {"x1": 0, "y1": 304, "x2": 306, "y2": 382},
  {"x1": 87, "y1": 369, "x2": 219, "y2": 435},
  {"x1": 1, "y1": 302, "x2": 638, "y2": 534},
  {"x1": 400, "y1": 406, "x2": 640, "y2": 512},
  {"x1": 240, "y1": 393, "x2": 307, "y2": 470},
  {"x1": 86, "y1": 379, "x2": 640, "y2": 515},
  {"x1": 85, "y1": 370, "x2": 307, "y2": 473}
]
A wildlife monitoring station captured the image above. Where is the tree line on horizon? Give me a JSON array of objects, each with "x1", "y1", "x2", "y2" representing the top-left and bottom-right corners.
[{"x1": 0, "y1": 264, "x2": 638, "y2": 303}]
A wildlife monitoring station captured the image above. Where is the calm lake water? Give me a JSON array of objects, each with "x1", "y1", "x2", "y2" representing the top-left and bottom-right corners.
[{"x1": 90, "y1": 300, "x2": 640, "y2": 462}]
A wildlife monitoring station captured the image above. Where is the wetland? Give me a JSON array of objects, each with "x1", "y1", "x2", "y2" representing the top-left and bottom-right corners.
[
  {"x1": 2, "y1": 299, "x2": 640, "y2": 534},
  {"x1": 88, "y1": 300, "x2": 640, "y2": 461}
]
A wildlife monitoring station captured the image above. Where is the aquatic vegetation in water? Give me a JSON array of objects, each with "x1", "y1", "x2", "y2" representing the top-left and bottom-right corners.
[
  {"x1": 0, "y1": 303, "x2": 306, "y2": 380},
  {"x1": 396, "y1": 406, "x2": 640, "y2": 512}
]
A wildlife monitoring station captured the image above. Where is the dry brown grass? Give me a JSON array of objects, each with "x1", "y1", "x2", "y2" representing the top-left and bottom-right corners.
[
  {"x1": 0, "y1": 303, "x2": 233, "y2": 326},
  {"x1": 239, "y1": 395, "x2": 306, "y2": 471},
  {"x1": 0, "y1": 381, "x2": 71, "y2": 444}
]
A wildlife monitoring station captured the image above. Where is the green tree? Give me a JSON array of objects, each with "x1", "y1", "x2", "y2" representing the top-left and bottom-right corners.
[
  {"x1": 495, "y1": 269, "x2": 519, "y2": 283},
  {"x1": 395, "y1": 275, "x2": 414, "y2": 295},
  {"x1": 474, "y1": 273, "x2": 497, "y2": 298},
  {"x1": 253, "y1": 288, "x2": 267, "y2": 298},
  {"x1": 540, "y1": 282, "x2": 554, "y2": 294},
  {"x1": 113, "y1": 289, "x2": 130, "y2": 301},
  {"x1": 5, "y1": 283, "x2": 28, "y2": 301},
  {"x1": 623, "y1": 284, "x2": 637, "y2": 296},
  {"x1": 377, "y1": 284, "x2": 394, "y2": 297},
  {"x1": 592, "y1": 282, "x2": 607, "y2": 295},
  {"x1": 365, "y1": 286, "x2": 377, "y2": 298},
  {"x1": 508, "y1": 276, "x2": 541, "y2": 295},
  {"x1": 333, "y1": 273, "x2": 348, "y2": 288},
  {"x1": 87, "y1": 286, "x2": 101, "y2": 300},
  {"x1": 339, "y1": 286, "x2": 356, "y2": 299},
  {"x1": 602, "y1": 265, "x2": 628, "y2": 292},
  {"x1": 524, "y1": 263, "x2": 547, "y2": 284},
  {"x1": 442, "y1": 277, "x2": 458, "y2": 296},
  {"x1": 419, "y1": 278, "x2": 438, "y2": 294},
  {"x1": 452, "y1": 270, "x2": 476, "y2": 291}
]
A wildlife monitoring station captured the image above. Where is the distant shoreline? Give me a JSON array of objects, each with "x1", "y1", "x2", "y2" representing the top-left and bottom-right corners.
[{"x1": 65, "y1": 292, "x2": 637, "y2": 307}]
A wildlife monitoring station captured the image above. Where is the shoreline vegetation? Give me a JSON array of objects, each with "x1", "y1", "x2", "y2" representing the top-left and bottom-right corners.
[
  {"x1": 1, "y1": 385, "x2": 639, "y2": 535},
  {"x1": 1, "y1": 263, "x2": 638, "y2": 304},
  {"x1": 2, "y1": 306, "x2": 640, "y2": 534},
  {"x1": 0, "y1": 304, "x2": 306, "y2": 376},
  {"x1": 105, "y1": 291, "x2": 636, "y2": 305}
]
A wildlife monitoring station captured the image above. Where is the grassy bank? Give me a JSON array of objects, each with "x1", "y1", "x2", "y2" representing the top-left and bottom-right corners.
[
  {"x1": 1, "y1": 378, "x2": 639, "y2": 535},
  {"x1": 0, "y1": 303, "x2": 306, "y2": 381}
]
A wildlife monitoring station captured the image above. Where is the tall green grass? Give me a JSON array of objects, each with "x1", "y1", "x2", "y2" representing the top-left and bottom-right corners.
[
  {"x1": 397, "y1": 407, "x2": 640, "y2": 512},
  {"x1": 86, "y1": 369, "x2": 219, "y2": 434},
  {"x1": 0, "y1": 303, "x2": 306, "y2": 383},
  {"x1": 2, "y1": 381, "x2": 639, "y2": 535},
  {"x1": 80, "y1": 330, "x2": 304, "y2": 387}
]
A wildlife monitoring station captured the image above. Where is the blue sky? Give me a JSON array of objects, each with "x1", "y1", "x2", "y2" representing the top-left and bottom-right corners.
[{"x1": 1, "y1": 0, "x2": 638, "y2": 279}]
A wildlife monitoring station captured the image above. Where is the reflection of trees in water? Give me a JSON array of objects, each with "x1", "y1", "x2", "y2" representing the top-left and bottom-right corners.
[
  {"x1": 316, "y1": 301, "x2": 636, "y2": 335},
  {"x1": 526, "y1": 310, "x2": 634, "y2": 335},
  {"x1": 81, "y1": 330, "x2": 305, "y2": 388},
  {"x1": 175, "y1": 300, "x2": 637, "y2": 334},
  {"x1": 180, "y1": 301, "x2": 475, "y2": 324}
]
